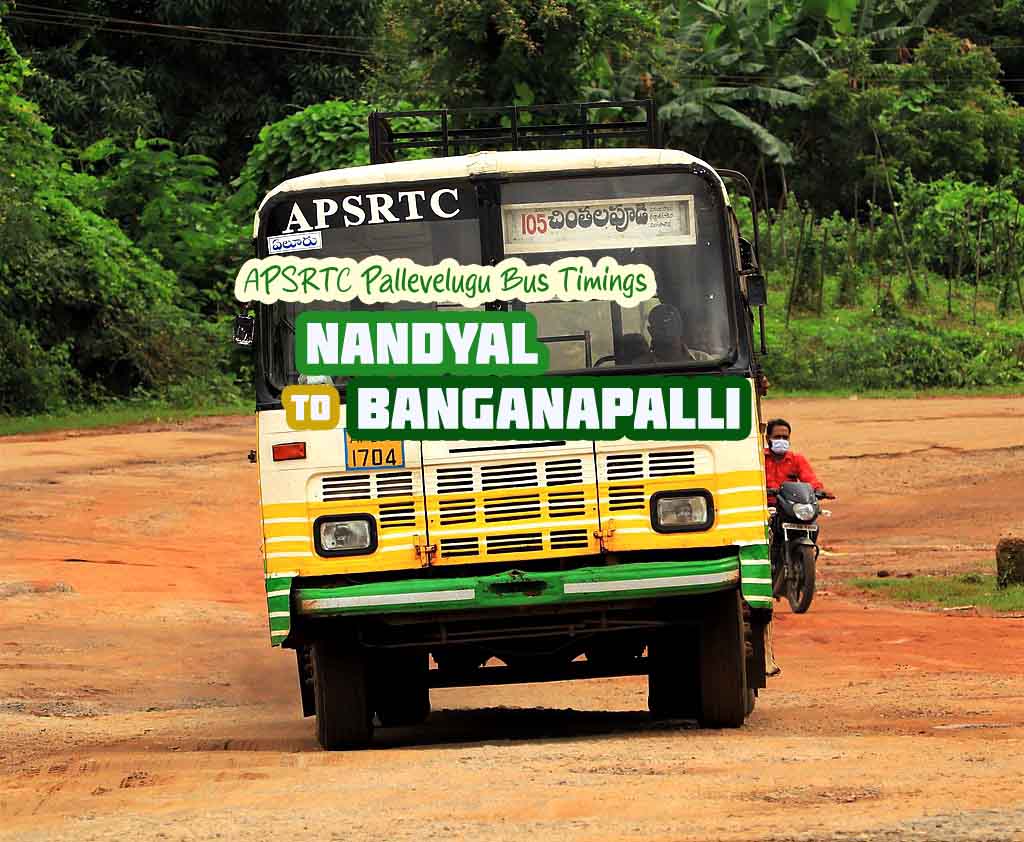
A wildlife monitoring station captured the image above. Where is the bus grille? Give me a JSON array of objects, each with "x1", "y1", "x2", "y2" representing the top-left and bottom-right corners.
[
  {"x1": 320, "y1": 471, "x2": 414, "y2": 501},
  {"x1": 602, "y1": 450, "x2": 696, "y2": 481}
]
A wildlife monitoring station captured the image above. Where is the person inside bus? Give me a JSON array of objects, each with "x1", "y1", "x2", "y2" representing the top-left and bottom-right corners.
[
  {"x1": 764, "y1": 418, "x2": 834, "y2": 502},
  {"x1": 617, "y1": 332, "x2": 654, "y2": 365},
  {"x1": 686, "y1": 313, "x2": 728, "y2": 360},
  {"x1": 645, "y1": 303, "x2": 694, "y2": 362}
]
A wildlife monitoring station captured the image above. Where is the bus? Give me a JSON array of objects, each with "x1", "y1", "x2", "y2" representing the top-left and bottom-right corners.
[{"x1": 238, "y1": 101, "x2": 774, "y2": 749}]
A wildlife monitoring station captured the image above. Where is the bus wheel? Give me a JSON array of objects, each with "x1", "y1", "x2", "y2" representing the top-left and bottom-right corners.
[
  {"x1": 647, "y1": 627, "x2": 700, "y2": 720},
  {"x1": 374, "y1": 651, "x2": 431, "y2": 727},
  {"x1": 312, "y1": 642, "x2": 373, "y2": 750},
  {"x1": 698, "y1": 589, "x2": 748, "y2": 728}
]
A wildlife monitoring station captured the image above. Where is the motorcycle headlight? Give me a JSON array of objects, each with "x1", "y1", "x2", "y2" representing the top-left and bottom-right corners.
[
  {"x1": 652, "y1": 492, "x2": 713, "y2": 532},
  {"x1": 792, "y1": 502, "x2": 817, "y2": 522},
  {"x1": 315, "y1": 516, "x2": 376, "y2": 556}
]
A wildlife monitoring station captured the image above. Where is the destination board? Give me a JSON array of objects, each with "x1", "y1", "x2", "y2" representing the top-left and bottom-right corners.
[{"x1": 502, "y1": 195, "x2": 697, "y2": 254}]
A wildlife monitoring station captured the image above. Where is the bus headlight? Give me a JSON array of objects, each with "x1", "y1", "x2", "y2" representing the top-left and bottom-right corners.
[
  {"x1": 651, "y1": 491, "x2": 713, "y2": 533},
  {"x1": 314, "y1": 515, "x2": 376, "y2": 556}
]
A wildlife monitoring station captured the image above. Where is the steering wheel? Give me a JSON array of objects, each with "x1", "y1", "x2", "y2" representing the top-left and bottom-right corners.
[{"x1": 594, "y1": 354, "x2": 618, "y2": 367}]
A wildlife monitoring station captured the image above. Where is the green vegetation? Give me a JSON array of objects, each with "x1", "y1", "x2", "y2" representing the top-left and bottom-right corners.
[
  {"x1": 0, "y1": 400, "x2": 249, "y2": 437},
  {"x1": 851, "y1": 573, "x2": 1024, "y2": 612},
  {"x1": 2, "y1": 0, "x2": 1024, "y2": 424}
]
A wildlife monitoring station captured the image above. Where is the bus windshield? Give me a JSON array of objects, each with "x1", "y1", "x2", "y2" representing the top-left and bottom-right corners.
[{"x1": 260, "y1": 171, "x2": 736, "y2": 392}]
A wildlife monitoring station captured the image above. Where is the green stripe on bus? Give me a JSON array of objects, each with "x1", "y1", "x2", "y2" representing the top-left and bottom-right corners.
[
  {"x1": 294, "y1": 557, "x2": 741, "y2": 618},
  {"x1": 739, "y1": 544, "x2": 770, "y2": 561},
  {"x1": 742, "y1": 582, "x2": 773, "y2": 596}
]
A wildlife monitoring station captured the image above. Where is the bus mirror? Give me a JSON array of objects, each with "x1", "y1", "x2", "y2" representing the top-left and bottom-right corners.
[
  {"x1": 745, "y1": 272, "x2": 767, "y2": 307},
  {"x1": 233, "y1": 314, "x2": 255, "y2": 347},
  {"x1": 738, "y1": 237, "x2": 757, "y2": 272}
]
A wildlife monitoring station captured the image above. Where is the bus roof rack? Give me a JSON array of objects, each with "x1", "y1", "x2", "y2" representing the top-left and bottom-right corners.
[{"x1": 369, "y1": 100, "x2": 658, "y2": 164}]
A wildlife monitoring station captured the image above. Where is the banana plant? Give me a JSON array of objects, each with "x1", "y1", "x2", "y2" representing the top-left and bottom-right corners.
[{"x1": 657, "y1": 0, "x2": 821, "y2": 165}]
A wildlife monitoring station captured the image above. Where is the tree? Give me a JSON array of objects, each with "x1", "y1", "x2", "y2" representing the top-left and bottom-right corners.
[
  {"x1": 370, "y1": 0, "x2": 658, "y2": 108},
  {"x1": 0, "y1": 14, "x2": 232, "y2": 411},
  {"x1": 654, "y1": 0, "x2": 824, "y2": 169},
  {"x1": 787, "y1": 31, "x2": 1024, "y2": 214},
  {"x1": 7, "y1": 0, "x2": 379, "y2": 174}
]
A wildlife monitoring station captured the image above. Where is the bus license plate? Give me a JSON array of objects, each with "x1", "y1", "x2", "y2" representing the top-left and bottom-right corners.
[{"x1": 344, "y1": 435, "x2": 404, "y2": 471}]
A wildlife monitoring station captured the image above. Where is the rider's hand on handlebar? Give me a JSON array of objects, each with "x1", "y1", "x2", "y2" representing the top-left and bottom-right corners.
[{"x1": 816, "y1": 490, "x2": 836, "y2": 500}]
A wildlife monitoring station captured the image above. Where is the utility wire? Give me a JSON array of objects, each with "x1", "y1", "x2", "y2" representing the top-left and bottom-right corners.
[
  {"x1": 7, "y1": 7, "x2": 1024, "y2": 85},
  {"x1": 16, "y1": 1, "x2": 385, "y2": 43},
  {"x1": 15, "y1": 1, "x2": 1024, "y2": 56},
  {"x1": 4, "y1": 12, "x2": 378, "y2": 57}
]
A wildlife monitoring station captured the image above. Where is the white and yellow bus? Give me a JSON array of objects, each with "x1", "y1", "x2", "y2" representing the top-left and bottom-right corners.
[{"x1": 241, "y1": 103, "x2": 774, "y2": 749}]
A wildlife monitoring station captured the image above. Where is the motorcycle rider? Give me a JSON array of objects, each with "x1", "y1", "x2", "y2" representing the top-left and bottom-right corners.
[{"x1": 764, "y1": 418, "x2": 834, "y2": 502}]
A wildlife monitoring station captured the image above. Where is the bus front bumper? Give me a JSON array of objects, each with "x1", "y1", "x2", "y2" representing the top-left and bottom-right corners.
[{"x1": 293, "y1": 556, "x2": 754, "y2": 619}]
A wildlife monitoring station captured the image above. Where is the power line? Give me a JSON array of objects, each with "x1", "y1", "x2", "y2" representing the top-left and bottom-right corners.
[
  {"x1": 7, "y1": 7, "x2": 1024, "y2": 89},
  {"x1": 18, "y1": 1, "x2": 1024, "y2": 57},
  {"x1": 4, "y1": 12, "x2": 378, "y2": 58},
  {"x1": 7, "y1": 9, "x2": 378, "y2": 55},
  {"x1": 15, "y1": 1, "x2": 386, "y2": 45}
]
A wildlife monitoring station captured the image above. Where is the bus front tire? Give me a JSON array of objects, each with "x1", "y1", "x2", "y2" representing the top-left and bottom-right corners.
[
  {"x1": 312, "y1": 642, "x2": 373, "y2": 750},
  {"x1": 698, "y1": 589, "x2": 748, "y2": 728}
]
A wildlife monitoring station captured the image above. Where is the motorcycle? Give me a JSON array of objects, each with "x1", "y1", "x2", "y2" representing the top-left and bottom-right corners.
[{"x1": 767, "y1": 482, "x2": 833, "y2": 614}]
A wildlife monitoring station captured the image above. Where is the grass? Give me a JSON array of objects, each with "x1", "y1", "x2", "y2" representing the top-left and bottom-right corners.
[
  {"x1": 766, "y1": 385, "x2": 1024, "y2": 399},
  {"x1": 0, "y1": 401, "x2": 250, "y2": 437},
  {"x1": 850, "y1": 573, "x2": 1024, "y2": 612}
]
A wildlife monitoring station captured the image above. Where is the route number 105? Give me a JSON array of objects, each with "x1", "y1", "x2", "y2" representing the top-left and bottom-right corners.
[{"x1": 520, "y1": 213, "x2": 548, "y2": 235}]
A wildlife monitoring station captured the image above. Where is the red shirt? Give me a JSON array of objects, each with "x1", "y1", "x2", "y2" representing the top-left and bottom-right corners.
[{"x1": 764, "y1": 449, "x2": 823, "y2": 494}]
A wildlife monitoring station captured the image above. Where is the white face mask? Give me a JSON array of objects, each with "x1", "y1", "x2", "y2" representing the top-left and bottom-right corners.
[{"x1": 769, "y1": 438, "x2": 790, "y2": 455}]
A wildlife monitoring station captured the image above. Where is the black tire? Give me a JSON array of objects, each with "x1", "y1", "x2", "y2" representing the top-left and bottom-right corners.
[
  {"x1": 374, "y1": 651, "x2": 431, "y2": 727},
  {"x1": 771, "y1": 554, "x2": 786, "y2": 597},
  {"x1": 787, "y1": 544, "x2": 817, "y2": 614},
  {"x1": 296, "y1": 646, "x2": 315, "y2": 717},
  {"x1": 647, "y1": 627, "x2": 701, "y2": 720},
  {"x1": 745, "y1": 688, "x2": 757, "y2": 717},
  {"x1": 698, "y1": 589, "x2": 748, "y2": 728},
  {"x1": 312, "y1": 642, "x2": 373, "y2": 750}
]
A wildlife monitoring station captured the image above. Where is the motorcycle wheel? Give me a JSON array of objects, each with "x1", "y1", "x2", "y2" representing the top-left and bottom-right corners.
[
  {"x1": 771, "y1": 546, "x2": 786, "y2": 598},
  {"x1": 787, "y1": 545, "x2": 817, "y2": 614}
]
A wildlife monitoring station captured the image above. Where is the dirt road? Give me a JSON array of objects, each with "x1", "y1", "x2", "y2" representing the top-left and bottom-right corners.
[{"x1": 2, "y1": 396, "x2": 1023, "y2": 841}]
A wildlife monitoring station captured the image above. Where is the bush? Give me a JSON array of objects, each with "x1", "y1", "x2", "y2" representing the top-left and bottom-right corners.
[
  {"x1": 235, "y1": 100, "x2": 436, "y2": 202},
  {"x1": 0, "y1": 24, "x2": 244, "y2": 413},
  {"x1": 763, "y1": 309, "x2": 1024, "y2": 391},
  {"x1": 0, "y1": 315, "x2": 78, "y2": 413}
]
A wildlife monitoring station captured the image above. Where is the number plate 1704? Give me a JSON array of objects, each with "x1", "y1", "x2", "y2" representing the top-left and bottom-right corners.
[{"x1": 344, "y1": 434, "x2": 405, "y2": 471}]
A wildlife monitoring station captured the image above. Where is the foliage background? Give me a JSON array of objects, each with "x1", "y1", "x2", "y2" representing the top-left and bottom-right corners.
[{"x1": 2, "y1": 0, "x2": 1024, "y2": 417}]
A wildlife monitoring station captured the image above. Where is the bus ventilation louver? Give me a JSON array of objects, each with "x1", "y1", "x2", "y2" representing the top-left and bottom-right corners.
[
  {"x1": 608, "y1": 485, "x2": 646, "y2": 512},
  {"x1": 439, "y1": 497, "x2": 476, "y2": 525},
  {"x1": 481, "y1": 463, "x2": 539, "y2": 491},
  {"x1": 648, "y1": 451, "x2": 697, "y2": 477},
  {"x1": 603, "y1": 450, "x2": 696, "y2": 482},
  {"x1": 486, "y1": 532, "x2": 544, "y2": 555},
  {"x1": 435, "y1": 466, "x2": 475, "y2": 494},
  {"x1": 483, "y1": 494, "x2": 542, "y2": 523},
  {"x1": 440, "y1": 537, "x2": 479, "y2": 558},
  {"x1": 378, "y1": 501, "x2": 417, "y2": 529},
  {"x1": 320, "y1": 471, "x2": 414, "y2": 501},
  {"x1": 550, "y1": 529, "x2": 590, "y2": 550},
  {"x1": 547, "y1": 490, "x2": 586, "y2": 518},
  {"x1": 544, "y1": 459, "x2": 584, "y2": 486}
]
